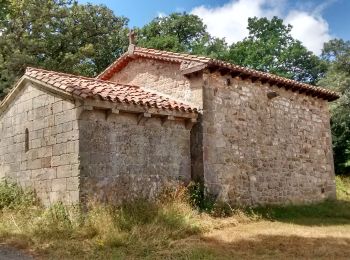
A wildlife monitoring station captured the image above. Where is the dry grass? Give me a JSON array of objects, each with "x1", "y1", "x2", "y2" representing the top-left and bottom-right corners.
[
  {"x1": 0, "y1": 179, "x2": 350, "y2": 259},
  {"x1": 167, "y1": 220, "x2": 350, "y2": 260},
  {"x1": 336, "y1": 175, "x2": 350, "y2": 201}
]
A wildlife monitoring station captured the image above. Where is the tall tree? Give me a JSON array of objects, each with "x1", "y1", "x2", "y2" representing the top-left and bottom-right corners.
[
  {"x1": 137, "y1": 12, "x2": 228, "y2": 58},
  {"x1": 319, "y1": 39, "x2": 350, "y2": 175},
  {"x1": 0, "y1": 0, "x2": 9, "y2": 21},
  {"x1": 227, "y1": 17, "x2": 326, "y2": 84},
  {"x1": 0, "y1": 0, "x2": 128, "y2": 97}
]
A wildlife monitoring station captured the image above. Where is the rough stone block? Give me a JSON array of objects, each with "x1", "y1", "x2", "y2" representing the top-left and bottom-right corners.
[
  {"x1": 52, "y1": 178, "x2": 67, "y2": 192},
  {"x1": 57, "y1": 165, "x2": 72, "y2": 178}
]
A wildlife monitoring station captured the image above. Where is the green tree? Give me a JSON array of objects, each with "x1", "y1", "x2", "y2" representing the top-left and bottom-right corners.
[
  {"x1": 0, "y1": 0, "x2": 10, "y2": 21},
  {"x1": 0, "y1": 0, "x2": 128, "y2": 97},
  {"x1": 319, "y1": 39, "x2": 350, "y2": 175},
  {"x1": 228, "y1": 17, "x2": 326, "y2": 84},
  {"x1": 137, "y1": 12, "x2": 228, "y2": 58}
]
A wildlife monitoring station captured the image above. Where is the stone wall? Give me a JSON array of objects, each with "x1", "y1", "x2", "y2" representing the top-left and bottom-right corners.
[
  {"x1": 78, "y1": 110, "x2": 191, "y2": 204},
  {"x1": 110, "y1": 58, "x2": 203, "y2": 108},
  {"x1": 202, "y1": 72, "x2": 336, "y2": 205},
  {"x1": 0, "y1": 83, "x2": 80, "y2": 205}
]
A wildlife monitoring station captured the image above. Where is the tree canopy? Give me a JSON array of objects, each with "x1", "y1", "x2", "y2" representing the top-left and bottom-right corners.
[
  {"x1": 0, "y1": 0, "x2": 128, "y2": 97},
  {"x1": 319, "y1": 39, "x2": 350, "y2": 174},
  {"x1": 0, "y1": 9, "x2": 329, "y2": 96},
  {"x1": 227, "y1": 17, "x2": 327, "y2": 84},
  {"x1": 137, "y1": 13, "x2": 207, "y2": 53}
]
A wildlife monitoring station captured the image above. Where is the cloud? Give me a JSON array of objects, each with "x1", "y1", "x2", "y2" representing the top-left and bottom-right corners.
[
  {"x1": 191, "y1": 0, "x2": 333, "y2": 55},
  {"x1": 285, "y1": 11, "x2": 331, "y2": 55},
  {"x1": 157, "y1": 12, "x2": 166, "y2": 18}
]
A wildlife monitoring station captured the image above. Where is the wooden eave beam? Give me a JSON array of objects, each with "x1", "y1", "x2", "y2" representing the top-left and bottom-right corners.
[
  {"x1": 218, "y1": 68, "x2": 231, "y2": 76},
  {"x1": 240, "y1": 73, "x2": 250, "y2": 80},
  {"x1": 251, "y1": 76, "x2": 259, "y2": 83},
  {"x1": 260, "y1": 78, "x2": 269, "y2": 84},
  {"x1": 230, "y1": 71, "x2": 241, "y2": 78},
  {"x1": 208, "y1": 65, "x2": 218, "y2": 73}
]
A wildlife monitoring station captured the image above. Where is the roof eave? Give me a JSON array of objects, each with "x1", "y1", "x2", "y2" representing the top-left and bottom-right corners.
[
  {"x1": 96, "y1": 47, "x2": 340, "y2": 102},
  {"x1": 0, "y1": 75, "x2": 82, "y2": 117}
]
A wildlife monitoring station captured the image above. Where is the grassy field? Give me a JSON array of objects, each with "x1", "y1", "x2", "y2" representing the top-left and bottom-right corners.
[{"x1": 0, "y1": 177, "x2": 349, "y2": 259}]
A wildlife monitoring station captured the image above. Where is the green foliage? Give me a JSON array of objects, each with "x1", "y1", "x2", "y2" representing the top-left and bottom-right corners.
[
  {"x1": 188, "y1": 182, "x2": 237, "y2": 217},
  {"x1": 251, "y1": 200, "x2": 350, "y2": 225},
  {"x1": 137, "y1": 12, "x2": 207, "y2": 52},
  {"x1": 336, "y1": 175, "x2": 350, "y2": 200},
  {"x1": 0, "y1": 0, "x2": 10, "y2": 21},
  {"x1": 319, "y1": 39, "x2": 350, "y2": 175},
  {"x1": 0, "y1": 181, "x2": 37, "y2": 209},
  {"x1": 137, "y1": 12, "x2": 229, "y2": 60},
  {"x1": 248, "y1": 176, "x2": 350, "y2": 225},
  {"x1": 227, "y1": 17, "x2": 326, "y2": 84},
  {"x1": 188, "y1": 182, "x2": 215, "y2": 212},
  {"x1": 0, "y1": 0, "x2": 128, "y2": 97}
]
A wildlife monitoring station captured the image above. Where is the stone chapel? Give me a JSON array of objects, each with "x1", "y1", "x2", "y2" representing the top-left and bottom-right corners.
[{"x1": 0, "y1": 42, "x2": 339, "y2": 206}]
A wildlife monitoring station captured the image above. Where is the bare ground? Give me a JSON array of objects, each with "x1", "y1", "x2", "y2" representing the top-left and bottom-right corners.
[
  {"x1": 0, "y1": 244, "x2": 33, "y2": 260},
  {"x1": 168, "y1": 220, "x2": 350, "y2": 259}
]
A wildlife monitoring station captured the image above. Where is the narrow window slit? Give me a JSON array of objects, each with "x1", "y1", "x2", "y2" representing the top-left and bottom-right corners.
[{"x1": 25, "y1": 128, "x2": 29, "y2": 152}]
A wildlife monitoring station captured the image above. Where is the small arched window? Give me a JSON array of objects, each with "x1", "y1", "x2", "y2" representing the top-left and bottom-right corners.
[{"x1": 25, "y1": 128, "x2": 29, "y2": 152}]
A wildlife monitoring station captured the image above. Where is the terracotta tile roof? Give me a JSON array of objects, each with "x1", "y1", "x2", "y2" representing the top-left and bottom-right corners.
[
  {"x1": 25, "y1": 67, "x2": 197, "y2": 114},
  {"x1": 97, "y1": 46, "x2": 339, "y2": 101}
]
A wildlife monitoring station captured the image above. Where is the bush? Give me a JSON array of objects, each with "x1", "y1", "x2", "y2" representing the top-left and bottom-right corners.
[
  {"x1": 0, "y1": 181, "x2": 37, "y2": 210},
  {"x1": 188, "y1": 182, "x2": 238, "y2": 217},
  {"x1": 188, "y1": 182, "x2": 216, "y2": 212},
  {"x1": 336, "y1": 175, "x2": 350, "y2": 200}
]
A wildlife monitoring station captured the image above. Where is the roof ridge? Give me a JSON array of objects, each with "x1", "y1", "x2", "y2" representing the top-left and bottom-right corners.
[
  {"x1": 133, "y1": 48, "x2": 336, "y2": 93},
  {"x1": 95, "y1": 47, "x2": 339, "y2": 101},
  {"x1": 134, "y1": 46, "x2": 212, "y2": 61},
  {"x1": 209, "y1": 60, "x2": 338, "y2": 95}
]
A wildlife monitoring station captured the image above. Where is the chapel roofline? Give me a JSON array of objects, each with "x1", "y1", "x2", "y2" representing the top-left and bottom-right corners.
[
  {"x1": 96, "y1": 46, "x2": 339, "y2": 102},
  {"x1": 0, "y1": 67, "x2": 198, "y2": 119}
]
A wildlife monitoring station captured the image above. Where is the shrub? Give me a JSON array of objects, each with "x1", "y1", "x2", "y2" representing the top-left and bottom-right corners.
[
  {"x1": 188, "y1": 182, "x2": 216, "y2": 212},
  {"x1": 336, "y1": 175, "x2": 350, "y2": 200},
  {"x1": 188, "y1": 182, "x2": 237, "y2": 217},
  {"x1": 0, "y1": 181, "x2": 37, "y2": 210}
]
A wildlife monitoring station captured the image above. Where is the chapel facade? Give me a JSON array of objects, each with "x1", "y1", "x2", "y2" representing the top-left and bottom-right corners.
[{"x1": 0, "y1": 43, "x2": 339, "y2": 206}]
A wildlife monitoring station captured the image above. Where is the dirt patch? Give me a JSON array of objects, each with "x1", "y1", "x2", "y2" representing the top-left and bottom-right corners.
[{"x1": 0, "y1": 245, "x2": 33, "y2": 260}]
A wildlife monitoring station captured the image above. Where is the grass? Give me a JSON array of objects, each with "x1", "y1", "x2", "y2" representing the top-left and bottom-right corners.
[
  {"x1": 0, "y1": 177, "x2": 349, "y2": 259},
  {"x1": 0, "y1": 184, "x2": 206, "y2": 259},
  {"x1": 336, "y1": 175, "x2": 350, "y2": 200}
]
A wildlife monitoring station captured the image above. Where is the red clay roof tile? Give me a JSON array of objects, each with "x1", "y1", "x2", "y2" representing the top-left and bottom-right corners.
[
  {"x1": 97, "y1": 46, "x2": 339, "y2": 101},
  {"x1": 25, "y1": 67, "x2": 197, "y2": 114}
]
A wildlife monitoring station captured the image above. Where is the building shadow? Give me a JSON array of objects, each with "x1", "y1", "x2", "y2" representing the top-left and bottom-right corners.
[
  {"x1": 249, "y1": 199, "x2": 350, "y2": 227},
  {"x1": 189, "y1": 233, "x2": 350, "y2": 259}
]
